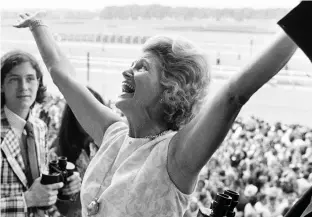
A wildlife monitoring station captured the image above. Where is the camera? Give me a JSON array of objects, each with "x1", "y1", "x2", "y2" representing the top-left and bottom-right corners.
[
  {"x1": 41, "y1": 156, "x2": 76, "y2": 201},
  {"x1": 197, "y1": 190, "x2": 240, "y2": 217},
  {"x1": 223, "y1": 190, "x2": 239, "y2": 217}
]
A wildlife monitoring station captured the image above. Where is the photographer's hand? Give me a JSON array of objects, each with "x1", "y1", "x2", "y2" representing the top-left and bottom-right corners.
[
  {"x1": 24, "y1": 177, "x2": 64, "y2": 208},
  {"x1": 61, "y1": 172, "x2": 81, "y2": 195}
]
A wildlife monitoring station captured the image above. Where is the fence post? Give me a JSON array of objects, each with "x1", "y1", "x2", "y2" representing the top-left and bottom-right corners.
[
  {"x1": 250, "y1": 38, "x2": 253, "y2": 56},
  {"x1": 87, "y1": 52, "x2": 90, "y2": 83}
]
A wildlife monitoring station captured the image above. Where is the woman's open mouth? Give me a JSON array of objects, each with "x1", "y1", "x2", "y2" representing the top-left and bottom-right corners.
[{"x1": 121, "y1": 81, "x2": 135, "y2": 94}]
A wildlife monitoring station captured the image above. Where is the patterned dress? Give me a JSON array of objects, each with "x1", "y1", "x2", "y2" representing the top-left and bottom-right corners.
[{"x1": 81, "y1": 121, "x2": 192, "y2": 217}]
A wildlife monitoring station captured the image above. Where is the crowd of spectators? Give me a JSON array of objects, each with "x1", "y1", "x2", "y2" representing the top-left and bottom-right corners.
[
  {"x1": 186, "y1": 115, "x2": 312, "y2": 217},
  {"x1": 34, "y1": 94, "x2": 312, "y2": 217}
]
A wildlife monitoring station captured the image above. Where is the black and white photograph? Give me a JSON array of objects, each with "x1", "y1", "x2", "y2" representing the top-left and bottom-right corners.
[{"x1": 1, "y1": 0, "x2": 312, "y2": 217}]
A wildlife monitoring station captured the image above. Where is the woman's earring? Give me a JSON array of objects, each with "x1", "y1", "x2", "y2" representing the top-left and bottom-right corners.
[{"x1": 160, "y1": 98, "x2": 164, "y2": 103}]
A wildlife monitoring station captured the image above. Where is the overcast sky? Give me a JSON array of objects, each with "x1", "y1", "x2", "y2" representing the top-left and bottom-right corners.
[{"x1": 1, "y1": 0, "x2": 300, "y2": 10}]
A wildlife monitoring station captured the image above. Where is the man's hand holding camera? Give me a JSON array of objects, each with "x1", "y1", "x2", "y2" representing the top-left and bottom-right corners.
[
  {"x1": 61, "y1": 171, "x2": 81, "y2": 196},
  {"x1": 24, "y1": 177, "x2": 64, "y2": 208}
]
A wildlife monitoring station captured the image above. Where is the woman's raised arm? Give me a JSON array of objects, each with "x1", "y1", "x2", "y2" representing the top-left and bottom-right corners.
[
  {"x1": 168, "y1": 30, "x2": 297, "y2": 193},
  {"x1": 15, "y1": 13, "x2": 122, "y2": 146}
]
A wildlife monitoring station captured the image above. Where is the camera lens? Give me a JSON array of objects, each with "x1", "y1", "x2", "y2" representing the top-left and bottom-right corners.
[
  {"x1": 58, "y1": 156, "x2": 68, "y2": 171},
  {"x1": 66, "y1": 161, "x2": 76, "y2": 176},
  {"x1": 49, "y1": 160, "x2": 60, "y2": 174},
  {"x1": 223, "y1": 190, "x2": 240, "y2": 217},
  {"x1": 211, "y1": 193, "x2": 231, "y2": 216}
]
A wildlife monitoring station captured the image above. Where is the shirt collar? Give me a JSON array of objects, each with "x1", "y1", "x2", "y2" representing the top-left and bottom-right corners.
[{"x1": 4, "y1": 105, "x2": 30, "y2": 138}]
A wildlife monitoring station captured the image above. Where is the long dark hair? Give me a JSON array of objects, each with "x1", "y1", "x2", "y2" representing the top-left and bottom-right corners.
[
  {"x1": 57, "y1": 87, "x2": 104, "y2": 163},
  {"x1": 1, "y1": 50, "x2": 47, "y2": 108}
]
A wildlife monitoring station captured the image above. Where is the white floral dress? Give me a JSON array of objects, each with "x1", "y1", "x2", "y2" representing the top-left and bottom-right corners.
[{"x1": 81, "y1": 121, "x2": 192, "y2": 217}]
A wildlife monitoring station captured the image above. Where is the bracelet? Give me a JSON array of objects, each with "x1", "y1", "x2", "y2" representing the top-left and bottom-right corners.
[{"x1": 29, "y1": 19, "x2": 47, "y2": 31}]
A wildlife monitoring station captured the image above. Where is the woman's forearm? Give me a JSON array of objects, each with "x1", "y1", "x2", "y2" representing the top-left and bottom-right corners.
[
  {"x1": 30, "y1": 25, "x2": 74, "y2": 83},
  {"x1": 30, "y1": 25, "x2": 59, "y2": 66},
  {"x1": 228, "y1": 30, "x2": 297, "y2": 102},
  {"x1": 170, "y1": 29, "x2": 297, "y2": 175},
  {"x1": 28, "y1": 24, "x2": 121, "y2": 145}
]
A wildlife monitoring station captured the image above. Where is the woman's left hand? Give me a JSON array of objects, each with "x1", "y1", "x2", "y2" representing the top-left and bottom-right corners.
[
  {"x1": 61, "y1": 172, "x2": 82, "y2": 195},
  {"x1": 13, "y1": 11, "x2": 46, "y2": 28}
]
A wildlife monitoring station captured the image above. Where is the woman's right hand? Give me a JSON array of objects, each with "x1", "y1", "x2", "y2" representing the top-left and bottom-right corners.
[{"x1": 13, "y1": 11, "x2": 46, "y2": 29}]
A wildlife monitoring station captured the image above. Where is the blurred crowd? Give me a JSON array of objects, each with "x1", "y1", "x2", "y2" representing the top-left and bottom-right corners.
[
  {"x1": 185, "y1": 115, "x2": 312, "y2": 217},
  {"x1": 34, "y1": 94, "x2": 312, "y2": 217}
]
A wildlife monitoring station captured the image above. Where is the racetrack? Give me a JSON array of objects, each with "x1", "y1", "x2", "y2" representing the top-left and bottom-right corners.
[{"x1": 1, "y1": 26, "x2": 312, "y2": 127}]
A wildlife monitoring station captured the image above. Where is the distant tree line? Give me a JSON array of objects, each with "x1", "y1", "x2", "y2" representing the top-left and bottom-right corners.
[
  {"x1": 1, "y1": 5, "x2": 290, "y2": 21},
  {"x1": 99, "y1": 5, "x2": 289, "y2": 21}
]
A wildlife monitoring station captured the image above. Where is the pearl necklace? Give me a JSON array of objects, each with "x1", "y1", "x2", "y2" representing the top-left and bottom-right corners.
[
  {"x1": 86, "y1": 130, "x2": 170, "y2": 216},
  {"x1": 143, "y1": 130, "x2": 170, "y2": 139}
]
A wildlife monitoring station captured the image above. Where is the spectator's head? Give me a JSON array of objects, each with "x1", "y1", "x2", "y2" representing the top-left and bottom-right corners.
[
  {"x1": 266, "y1": 187, "x2": 280, "y2": 206},
  {"x1": 305, "y1": 132, "x2": 312, "y2": 142},
  {"x1": 244, "y1": 184, "x2": 258, "y2": 198},
  {"x1": 258, "y1": 193, "x2": 266, "y2": 203},
  {"x1": 199, "y1": 192, "x2": 211, "y2": 208},
  {"x1": 1, "y1": 50, "x2": 46, "y2": 111},
  {"x1": 57, "y1": 86, "x2": 104, "y2": 163},
  {"x1": 199, "y1": 192, "x2": 207, "y2": 202},
  {"x1": 189, "y1": 197, "x2": 199, "y2": 212},
  {"x1": 249, "y1": 195, "x2": 258, "y2": 206},
  {"x1": 115, "y1": 35, "x2": 210, "y2": 131},
  {"x1": 230, "y1": 153, "x2": 242, "y2": 168},
  {"x1": 280, "y1": 172, "x2": 298, "y2": 194},
  {"x1": 225, "y1": 173, "x2": 236, "y2": 187},
  {"x1": 219, "y1": 170, "x2": 227, "y2": 183},
  {"x1": 196, "y1": 179, "x2": 206, "y2": 192},
  {"x1": 244, "y1": 117, "x2": 257, "y2": 132},
  {"x1": 268, "y1": 194, "x2": 277, "y2": 205},
  {"x1": 208, "y1": 158, "x2": 220, "y2": 168}
]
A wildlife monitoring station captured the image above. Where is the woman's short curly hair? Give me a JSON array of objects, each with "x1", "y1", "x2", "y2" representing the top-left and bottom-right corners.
[
  {"x1": 143, "y1": 36, "x2": 211, "y2": 131},
  {"x1": 1, "y1": 50, "x2": 47, "y2": 108}
]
